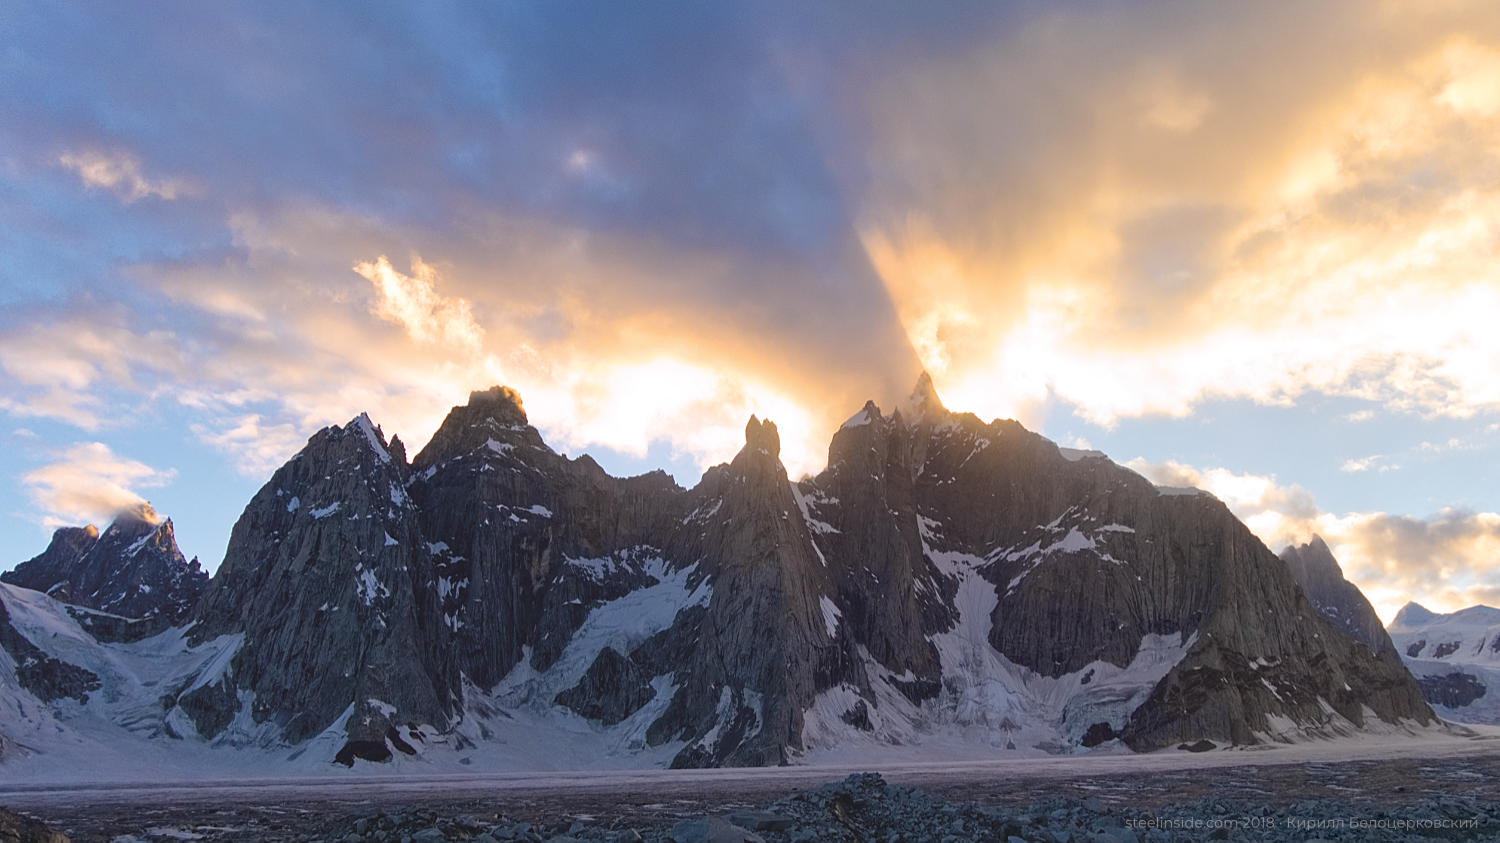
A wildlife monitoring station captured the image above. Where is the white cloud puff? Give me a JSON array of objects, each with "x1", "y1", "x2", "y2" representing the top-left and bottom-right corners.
[{"x1": 24, "y1": 442, "x2": 175, "y2": 529}]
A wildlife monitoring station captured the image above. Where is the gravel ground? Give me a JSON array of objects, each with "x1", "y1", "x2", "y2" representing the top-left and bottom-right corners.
[{"x1": 6, "y1": 749, "x2": 1500, "y2": 842}]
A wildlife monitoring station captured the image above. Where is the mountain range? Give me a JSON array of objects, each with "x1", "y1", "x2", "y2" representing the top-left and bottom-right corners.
[{"x1": 0, "y1": 375, "x2": 1442, "y2": 775}]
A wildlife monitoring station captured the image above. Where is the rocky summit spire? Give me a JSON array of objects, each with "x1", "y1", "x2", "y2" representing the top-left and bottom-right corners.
[
  {"x1": 412, "y1": 385, "x2": 541, "y2": 468},
  {"x1": 743, "y1": 415, "x2": 780, "y2": 458},
  {"x1": 903, "y1": 370, "x2": 947, "y2": 421},
  {"x1": 467, "y1": 385, "x2": 527, "y2": 426},
  {"x1": 186, "y1": 408, "x2": 457, "y2": 751},
  {"x1": 1280, "y1": 535, "x2": 1396, "y2": 656}
]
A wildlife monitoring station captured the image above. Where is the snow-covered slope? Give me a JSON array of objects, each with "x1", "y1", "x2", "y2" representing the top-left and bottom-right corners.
[
  {"x1": 0, "y1": 581, "x2": 253, "y2": 778},
  {"x1": 1389, "y1": 602, "x2": 1500, "y2": 724}
]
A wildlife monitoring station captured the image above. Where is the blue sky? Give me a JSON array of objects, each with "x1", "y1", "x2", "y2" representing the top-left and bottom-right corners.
[{"x1": 2, "y1": 1, "x2": 1499, "y2": 620}]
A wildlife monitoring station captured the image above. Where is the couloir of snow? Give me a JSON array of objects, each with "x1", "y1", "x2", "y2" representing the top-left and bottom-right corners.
[{"x1": 800, "y1": 536, "x2": 1196, "y2": 763}]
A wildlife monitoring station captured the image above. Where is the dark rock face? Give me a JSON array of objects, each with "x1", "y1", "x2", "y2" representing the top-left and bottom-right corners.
[
  {"x1": 655, "y1": 416, "x2": 847, "y2": 767},
  {"x1": 797, "y1": 376, "x2": 1430, "y2": 751},
  {"x1": 2, "y1": 507, "x2": 206, "y2": 628},
  {"x1": 802, "y1": 393, "x2": 951, "y2": 688},
  {"x1": 188, "y1": 414, "x2": 458, "y2": 746},
  {"x1": 1281, "y1": 536, "x2": 1397, "y2": 657},
  {"x1": 0, "y1": 590, "x2": 100, "y2": 704},
  {"x1": 1417, "y1": 672, "x2": 1487, "y2": 708},
  {"x1": 408, "y1": 387, "x2": 689, "y2": 691},
  {"x1": 1, "y1": 526, "x2": 98, "y2": 597},
  {"x1": 1107, "y1": 504, "x2": 1430, "y2": 748},
  {"x1": 1081, "y1": 721, "x2": 1117, "y2": 747},
  {"x1": 555, "y1": 647, "x2": 654, "y2": 725}
]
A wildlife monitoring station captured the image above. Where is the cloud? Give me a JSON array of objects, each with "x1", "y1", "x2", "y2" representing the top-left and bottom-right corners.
[
  {"x1": 1340, "y1": 455, "x2": 1396, "y2": 474},
  {"x1": 853, "y1": 1, "x2": 1500, "y2": 428},
  {"x1": 1125, "y1": 456, "x2": 1500, "y2": 622},
  {"x1": 23, "y1": 442, "x2": 175, "y2": 529},
  {"x1": 0, "y1": 316, "x2": 188, "y2": 430},
  {"x1": 1123, "y1": 458, "x2": 1320, "y2": 544},
  {"x1": 57, "y1": 149, "x2": 188, "y2": 202},
  {"x1": 5, "y1": 1, "x2": 1500, "y2": 578},
  {"x1": 355, "y1": 256, "x2": 484, "y2": 353},
  {"x1": 1, "y1": 206, "x2": 876, "y2": 481},
  {"x1": 166, "y1": 204, "x2": 916, "y2": 479},
  {"x1": 190, "y1": 414, "x2": 308, "y2": 478}
]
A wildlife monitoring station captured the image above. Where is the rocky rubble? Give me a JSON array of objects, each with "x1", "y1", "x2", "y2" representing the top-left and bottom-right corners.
[
  {"x1": 0, "y1": 806, "x2": 70, "y2": 842},
  {"x1": 146, "y1": 771, "x2": 1497, "y2": 842}
]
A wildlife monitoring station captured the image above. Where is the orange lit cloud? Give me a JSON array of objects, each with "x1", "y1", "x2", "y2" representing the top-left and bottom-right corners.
[
  {"x1": 24, "y1": 442, "x2": 175, "y2": 528},
  {"x1": 37, "y1": 206, "x2": 908, "y2": 482},
  {"x1": 855, "y1": 2, "x2": 1500, "y2": 428},
  {"x1": 57, "y1": 149, "x2": 190, "y2": 203},
  {"x1": 355, "y1": 256, "x2": 485, "y2": 354}
]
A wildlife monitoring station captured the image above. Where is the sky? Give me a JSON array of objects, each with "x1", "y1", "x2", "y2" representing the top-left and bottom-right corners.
[{"x1": 2, "y1": 0, "x2": 1498, "y2": 623}]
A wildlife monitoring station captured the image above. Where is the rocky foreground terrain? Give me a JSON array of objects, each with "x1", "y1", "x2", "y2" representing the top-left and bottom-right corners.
[{"x1": 8, "y1": 748, "x2": 1500, "y2": 842}]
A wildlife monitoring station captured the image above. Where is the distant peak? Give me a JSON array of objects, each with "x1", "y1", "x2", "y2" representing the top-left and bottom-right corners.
[
  {"x1": 744, "y1": 415, "x2": 781, "y2": 458},
  {"x1": 466, "y1": 385, "x2": 528, "y2": 425},
  {"x1": 1390, "y1": 601, "x2": 1438, "y2": 630},
  {"x1": 904, "y1": 370, "x2": 947, "y2": 420},
  {"x1": 1281, "y1": 534, "x2": 1335, "y2": 561}
]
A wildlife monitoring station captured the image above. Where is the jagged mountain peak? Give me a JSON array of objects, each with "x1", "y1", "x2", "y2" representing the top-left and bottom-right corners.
[
  {"x1": 466, "y1": 384, "x2": 528, "y2": 425},
  {"x1": 1280, "y1": 534, "x2": 1338, "y2": 571},
  {"x1": 2, "y1": 502, "x2": 206, "y2": 635},
  {"x1": 1280, "y1": 533, "x2": 1334, "y2": 559},
  {"x1": 91, "y1": 504, "x2": 174, "y2": 558},
  {"x1": 1280, "y1": 536, "x2": 1397, "y2": 657},
  {"x1": 412, "y1": 385, "x2": 547, "y2": 469},
  {"x1": 838, "y1": 399, "x2": 882, "y2": 431},
  {"x1": 53, "y1": 523, "x2": 100, "y2": 549},
  {"x1": 903, "y1": 369, "x2": 947, "y2": 421},
  {"x1": 743, "y1": 414, "x2": 781, "y2": 458},
  {"x1": 2, "y1": 374, "x2": 1437, "y2": 772},
  {"x1": 345, "y1": 412, "x2": 395, "y2": 465}
]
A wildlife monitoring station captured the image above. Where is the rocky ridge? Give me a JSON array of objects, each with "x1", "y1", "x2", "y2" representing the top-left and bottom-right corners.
[
  {"x1": 1280, "y1": 536, "x2": 1395, "y2": 657},
  {"x1": 1, "y1": 504, "x2": 206, "y2": 638},
  {"x1": 0, "y1": 375, "x2": 1438, "y2": 770}
]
